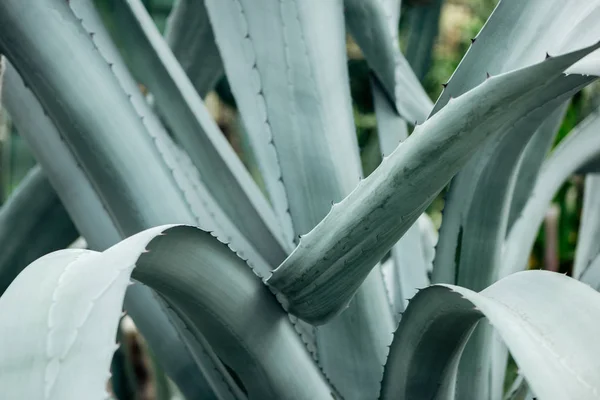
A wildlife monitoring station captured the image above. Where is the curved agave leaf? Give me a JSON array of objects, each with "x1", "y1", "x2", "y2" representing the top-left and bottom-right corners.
[
  {"x1": 404, "y1": 0, "x2": 444, "y2": 81},
  {"x1": 573, "y1": 174, "x2": 600, "y2": 280},
  {"x1": 205, "y1": 1, "x2": 394, "y2": 398},
  {"x1": 102, "y1": 0, "x2": 290, "y2": 264},
  {"x1": 372, "y1": 77, "x2": 429, "y2": 319},
  {"x1": 2, "y1": 64, "x2": 235, "y2": 399},
  {"x1": 268, "y1": 44, "x2": 600, "y2": 324},
  {"x1": 164, "y1": 0, "x2": 223, "y2": 98},
  {"x1": 504, "y1": 107, "x2": 600, "y2": 279},
  {"x1": 429, "y1": 1, "x2": 600, "y2": 394},
  {"x1": 344, "y1": 0, "x2": 433, "y2": 123},
  {"x1": 0, "y1": 225, "x2": 334, "y2": 400},
  {"x1": 380, "y1": 270, "x2": 600, "y2": 400},
  {"x1": 0, "y1": 165, "x2": 78, "y2": 295}
]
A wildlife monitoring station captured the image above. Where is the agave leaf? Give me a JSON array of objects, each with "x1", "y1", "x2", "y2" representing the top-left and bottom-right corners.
[
  {"x1": 97, "y1": 0, "x2": 290, "y2": 264},
  {"x1": 164, "y1": 0, "x2": 223, "y2": 98},
  {"x1": 404, "y1": 0, "x2": 444, "y2": 81},
  {"x1": 2, "y1": 63, "x2": 236, "y2": 399},
  {"x1": 0, "y1": 249, "x2": 124, "y2": 399},
  {"x1": 429, "y1": 1, "x2": 600, "y2": 395},
  {"x1": 433, "y1": 99, "x2": 580, "y2": 400},
  {"x1": 204, "y1": 0, "x2": 361, "y2": 238},
  {"x1": 507, "y1": 103, "x2": 569, "y2": 230},
  {"x1": 344, "y1": 0, "x2": 433, "y2": 123},
  {"x1": 0, "y1": 225, "x2": 333, "y2": 399},
  {"x1": 268, "y1": 43, "x2": 600, "y2": 324},
  {"x1": 0, "y1": 165, "x2": 78, "y2": 295},
  {"x1": 372, "y1": 78, "x2": 429, "y2": 318},
  {"x1": 380, "y1": 270, "x2": 600, "y2": 400},
  {"x1": 205, "y1": 1, "x2": 395, "y2": 398},
  {"x1": 573, "y1": 174, "x2": 600, "y2": 280},
  {"x1": 504, "y1": 107, "x2": 600, "y2": 280}
]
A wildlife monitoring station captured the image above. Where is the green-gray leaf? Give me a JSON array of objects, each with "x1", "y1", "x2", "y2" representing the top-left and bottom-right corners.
[
  {"x1": 164, "y1": 0, "x2": 223, "y2": 98},
  {"x1": 344, "y1": 0, "x2": 433, "y2": 123},
  {"x1": 0, "y1": 225, "x2": 333, "y2": 400},
  {"x1": 0, "y1": 165, "x2": 78, "y2": 296},
  {"x1": 268, "y1": 43, "x2": 600, "y2": 324},
  {"x1": 380, "y1": 270, "x2": 600, "y2": 400}
]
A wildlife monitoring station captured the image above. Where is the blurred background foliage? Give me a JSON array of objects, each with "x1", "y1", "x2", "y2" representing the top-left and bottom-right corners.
[{"x1": 2, "y1": 0, "x2": 600, "y2": 398}]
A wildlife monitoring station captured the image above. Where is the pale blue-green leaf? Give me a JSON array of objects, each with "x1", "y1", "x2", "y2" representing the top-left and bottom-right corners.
[
  {"x1": 149, "y1": 298, "x2": 248, "y2": 400},
  {"x1": 436, "y1": 97, "x2": 583, "y2": 400},
  {"x1": 429, "y1": 1, "x2": 600, "y2": 393},
  {"x1": 404, "y1": 0, "x2": 444, "y2": 81},
  {"x1": 507, "y1": 103, "x2": 569, "y2": 229},
  {"x1": 344, "y1": 0, "x2": 433, "y2": 123},
  {"x1": 268, "y1": 43, "x2": 600, "y2": 324},
  {"x1": 2, "y1": 63, "x2": 234, "y2": 399},
  {"x1": 105, "y1": 0, "x2": 291, "y2": 265},
  {"x1": 380, "y1": 270, "x2": 600, "y2": 400},
  {"x1": 0, "y1": 249, "x2": 125, "y2": 399},
  {"x1": 164, "y1": 0, "x2": 223, "y2": 98},
  {"x1": 573, "y1": 174, "x2": 600, "y2": 280},
  {"x1": 0, "y1": 225, "x2": 334, "y2": 399},
  {"x1": 204, "y1": 0, "x2": 362, "y2": 238},
  {"x1": 205, "y1": 1, "x2": 394, "y2": 397},
  {"x1": 0, "y1": 165, "x2": 78, "y2": 295},
  {"x1": 503, "y1": 107, "x2": 600, "y2": 280},
  {"x1": 372, "y1": 77, "x2": 429, "y2": 319}
]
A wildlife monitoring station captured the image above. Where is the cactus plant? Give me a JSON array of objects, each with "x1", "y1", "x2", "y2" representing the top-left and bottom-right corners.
[{"x1": 1, "y1": 0, "x2": 600, "y2": 399}]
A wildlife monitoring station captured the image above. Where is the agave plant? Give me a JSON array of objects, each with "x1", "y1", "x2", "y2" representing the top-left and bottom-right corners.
[{"x1": 1, "y1": 0, "x2": 600, "y2": 399}]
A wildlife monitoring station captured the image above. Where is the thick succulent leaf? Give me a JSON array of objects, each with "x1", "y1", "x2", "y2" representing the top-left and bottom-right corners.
[
  {"x1": 503, "y1": 107, "x2": 600, "y2": 280},
  {"x1": 432, "y1": 0, "x2": 600, "y2": 286},
  {"x1": 205, "y1": 1, "x2": 395, "y2": 398},
  {"x1": 204, "y1": 0, "x2": 361, "y2": 238},
  {"x1": 164, "y1": 0, "x2": 223, "y2": 98},
  {"x1": 404, "y1": 0, "x2": 444, "y2": 81},
  {"x1": 0, "y1": 249, "x2": 125, "y2": 399},
  {"x1": 573, "y1": 174, "x2": 600, "y2": 280},
  {"x1": 2, "y1": 63, "x2": 234, "y2": 399},
  {"x1": 0, "y1": 0, "x2": 192, "y2": 233},
  {"x1": 507, "y1": 103, "x2": 569, "y2": 230},
  {"x1": 380, "y1": 270, "x2": 600, "y2": 400},
  {"x1": 344, "y1": 0, "x2": 433, "y2": 123},
  {"x1": 0, "y1": 165, "x2": 78, "y2": 295},
  {"x1": 0, "y1": 225, "x2": 334, "y2": 400},
  {"x1": 105, "y1": 0, "x2": 290, "y2": 264},
  {"x1": 372, "y1": 78, "x2": 429, "y2": 318},
  {"x1": 429, "y1": 1, "x2": 600, "y2": 394},
  {"x1": 267, "y1": 44, "x2": 600, "y2": 324}
]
